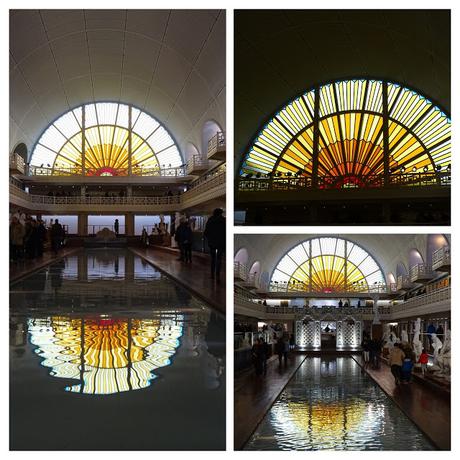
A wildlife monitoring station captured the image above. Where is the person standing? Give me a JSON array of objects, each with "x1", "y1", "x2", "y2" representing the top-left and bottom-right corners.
[
  {"x1": 183, "y1": 220, "x2": 193, "y2": 263},
  {"x1": 174, "y1": 217, "x2": 188, "y2": 261},
  {"x1": 204, "y1": 208, "x2": 225, "y2": 282},
  {"x1": 36, "y1": 219, "x2": 47, "y2": 257},
  {"x1": 418, "y1": 348, "x2": 429, "y2": 376},
  {"x1": 10, "y1": 216, "x2": 25, "y2": 261},
  {"x1": 51, "y1": 219, "x2": 64, "y2": 254},
  {"x1": 361, "y1": 336, "x2": 371, "y2": 367},
  {"x1": 114, "y1": 218, "x2": 119, "y2": 236},
  {"x1": 389, "y1": 343, "x2": 405, "y2": 385},
  {"x1": 289, "y1": 333, "x2": 295, "y2": 351},
  {"x1": 275, "y1": 337, "x2": 284, "y2": 367}
]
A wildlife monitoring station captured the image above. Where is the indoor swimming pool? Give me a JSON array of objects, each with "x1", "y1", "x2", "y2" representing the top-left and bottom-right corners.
[
  {"x1": 10, "y1": 249, "x2": 225, "y2": 450},
  {"x1": 245, "y1": 357, "x2": 434, "y2": 451}
]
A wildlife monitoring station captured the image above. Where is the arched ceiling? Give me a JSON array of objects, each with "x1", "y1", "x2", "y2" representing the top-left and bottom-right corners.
[
  {"x1": 235, "y1": 10, "x2": 450, "y2": 173},
  {"x1": 10, "y1": 9, "x2": 226, "y2": 158},
  {"x1": 234, "y1": 234, "x2": 451, "y2": 279}
]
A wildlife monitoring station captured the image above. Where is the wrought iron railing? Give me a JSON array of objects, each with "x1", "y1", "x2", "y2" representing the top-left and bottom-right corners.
[
  {"x1": 432, "y1": 246, "x2": 451, "y2": 270},
  {"x1": 396, "y1": 275, "x2": 412, "y2": 290},
  {"x1": 409, "y1": 263, "x2": 434, "y2": 282},
  {"x1": 237, "y1": 171, "x2": 451, "y2": 192},
  {"x1": 392, "y1": 287, "x2": 450, "y2": 313},
  {"x1": 268, "y1": 280, "x2": 396, "y2": 294},
  {"x1": 27, "y1": 164, "x2": 187, "y2": 177},
  {"x1": 207, "y1": 131, "x2": 226, "y2": 156}
]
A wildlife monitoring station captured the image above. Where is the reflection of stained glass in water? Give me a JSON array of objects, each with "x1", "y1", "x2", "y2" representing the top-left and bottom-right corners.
[{"x1": 28, "y1": 316, "x2": 182, "y2": 395}]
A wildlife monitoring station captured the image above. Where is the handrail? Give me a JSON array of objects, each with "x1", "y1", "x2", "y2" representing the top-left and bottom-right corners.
[
  {"x1": 392, "y1": 287, "x2": 450, "y2": 313},
  {"x1": 27, "y1": 164, "x2": 187, "y2": 177},
  {"x1": 409, "y1": 263, "x2": 434, "y2": 282},
  {"x1": 238, "y1": 171, "x2": 451, "y2": 191},
  {"x1": 207, "y1": 131, "x2": 226, "y2": 155},
  {"x1": 432, "y1": 246, "x2": 450, "y2": 270},
  {"x1": 268, "y1": 280, "x2": 395, "y2": 294}
]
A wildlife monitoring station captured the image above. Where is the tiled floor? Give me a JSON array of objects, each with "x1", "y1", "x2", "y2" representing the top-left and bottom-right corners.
[
  {"x1": 130, "y1": 246, "x2": 226, "y2": 313},
  {"x1": 352, "y1": 354, "x2": 450, "y2": 450},
  {"x1": 234, "y1": 353, "x2": 306, "y2": 450}
]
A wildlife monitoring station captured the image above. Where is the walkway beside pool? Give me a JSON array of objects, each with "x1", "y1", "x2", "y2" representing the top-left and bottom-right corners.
[
  {"x1": 234, "y1": 354, "x2": 306, "y2": 450},
  {"x1": 352, "y1": 354, "x2": 450, "y2": 450},
  {"x1": 130, "y1": 246, "x2": 226, "y2": 314}
]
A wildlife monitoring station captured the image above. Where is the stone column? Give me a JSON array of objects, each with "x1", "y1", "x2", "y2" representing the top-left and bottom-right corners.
[
  {"x1": 78, "y1": 213, "x2": 88, "y2": 236},
  {"x1": 370, "y1": 294, "x2": 382, "y2": 340},
  {"x1": 125, "y1": 212, "x2": 134, "y2": 236}
]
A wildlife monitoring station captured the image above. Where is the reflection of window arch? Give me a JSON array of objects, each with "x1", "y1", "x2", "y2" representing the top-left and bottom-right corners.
[
  {"x1": 240, "y1": 79, "x2": 450, "y2": 187},
  {"x1": 30, "y1": 102, "x2": 182, "y2": 175},
  {"x1": 271, "y1": 237, "x2": 385, "y2": 292}
]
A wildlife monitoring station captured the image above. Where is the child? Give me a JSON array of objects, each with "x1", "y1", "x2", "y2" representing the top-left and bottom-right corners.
[
  {"x1": 418, "y1": 348, "x2": 429, "y2": 376},
  {"x1": 401, "y1": 356, "x2": 414, "y2": 383}
]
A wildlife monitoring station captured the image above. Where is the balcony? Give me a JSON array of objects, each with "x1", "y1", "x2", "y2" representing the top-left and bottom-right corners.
[
  {"x1": 391, "y1": 287, "x2": 450, "y2": 319},
  {"x1": 396, "y1": 275, "x2": 413, "y2": 291},
  {"x1": 234, "y1": 262, "x2": 247, "y2": 281},
  {"x1": 432, "y1": 246, "x2": 451, "y2": 272},
  {"x1": 267, "y1": 280, "x2": 392, "y2": 295},
  {"x1": 10, "y1": 170, "x2": 225, "y2": 212},
  {"x1": 186, "y1": 155, "x2": 209, "y2": 175},
  {"x1": 207, "y1": 131, "x2": 226, "y2": 161},
  {"x1": 409, "y1": 263, "x2": 435, "y2": 283},
  {"x1": 10, "y1": 153, "x2": 25, "y2": 174}
]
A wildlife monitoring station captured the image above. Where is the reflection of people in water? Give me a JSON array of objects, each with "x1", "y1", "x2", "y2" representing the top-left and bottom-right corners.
[
  {"x1": 114, "y1": 256, "x2": 119, "y2": 275},
  {"x1": 50, "y1": 258, "x2": 66, "y2": 289}
]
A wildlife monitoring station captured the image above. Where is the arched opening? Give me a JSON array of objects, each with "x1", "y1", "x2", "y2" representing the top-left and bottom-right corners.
[
  {"x1": 234, "y1": 247, "x2": 249, "y2": 265},
  {"x1": 409, "y1": 248, "x2": 424, "y2": 268},
  {"x1": 202, "y1": 120, "x2": 222, "y2": 156},
  {"x1": 30, "y1": 102, "x2": 183, "y2": 176},
  {"x1": 239, "y1": 79, "x2": 451, "y2": 188},
  {"x1": 185, "y1": 143, "x2": 200, "y2": 162},
  {"x1": 387, "y1": 272, "x2": 396, "y2": 285},
  {"x1": 13, "y1": 142, "x2": 28, "y2": 161},
  {"x1": 248, "y1": 261, "x2": 261, "y2": 286},
  {"x1": 396, "y1": 262, "x2": 407, "y2": 277},
  {"x1": 426, "y1": 234, "x2": 449, "y2": 265}
]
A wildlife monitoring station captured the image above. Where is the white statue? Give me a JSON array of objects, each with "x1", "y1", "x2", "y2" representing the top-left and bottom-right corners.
[
  {"x1": 412, "y1": 318, "x2": 423, "y2": 364},
  {"x1": 431, "y1": 333, "x2": 443, "y2": 366},
  {"x1": 401, "y1": 329, "x2": 409, "y2": 344},
  {"x1": 383, "y1": 324, "x2": 399, "y2": 350},
  {"x1": 436, "y1": 330, "x2": 451, "y2": 378}
]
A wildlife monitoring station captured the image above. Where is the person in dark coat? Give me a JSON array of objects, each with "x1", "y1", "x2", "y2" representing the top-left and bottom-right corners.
[
  {"x1": 174, "y1": 218, "x2": 191, "y2": 262},
  {"x1": 204, "y1": 208, "x2": 225, "y2": 281},
  {"x1": 51, "y1": 219, "x2": 64, "y2": 254},
  {"x1": 36, "y1": 219, "x2": 47, "y2": 257}
]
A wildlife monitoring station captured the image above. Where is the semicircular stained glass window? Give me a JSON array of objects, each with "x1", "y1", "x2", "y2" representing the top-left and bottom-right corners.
[
  {"x1": 240, "y1": 80, "x2": 450, "y2": 187},
  {"x1": 30, "y1": 102, "x2": 183, "y2": 175},
  {"x1": 271, "y1": 237, "x2": 385, "y2": 292}
]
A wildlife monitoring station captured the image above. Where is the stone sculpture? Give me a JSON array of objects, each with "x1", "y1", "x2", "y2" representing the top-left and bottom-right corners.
[{"x1": 412, "y1": 317, "x2": 423, "y2": 364}]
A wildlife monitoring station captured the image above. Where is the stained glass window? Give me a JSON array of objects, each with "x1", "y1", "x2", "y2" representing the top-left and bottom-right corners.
[
  {"x1": 30, "y1": 102, "x2": 182, "y2": 176},
  {"x1": 271, "y1": 237, "x2": 385, "y2": 292},
  {"x1": 240, "y1": 79, "x2": 450, "y2": 187}
]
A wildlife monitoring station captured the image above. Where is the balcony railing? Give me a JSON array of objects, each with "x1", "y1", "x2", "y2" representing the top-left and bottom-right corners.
[
  {"x1": 409, "y1": 263, "x2": 435, "y2": 282},
  {"x1": 186, "y1": 155, "x2": 209, "y2": 175},
  {"x1": 268, "y1": 280, "x2": 395, "y2": 294},
  {"x1": 237, "y1": 171, "x2": 451, "y2": 192},
  {"x1": 10, "y1": 153, "x2": 25, "y2": 174},
  {"x1": 27, "y1": 164, "x2": 187, "y2": 177},
  {"x1": 234, "y1": 262, "x2": 248, "y2": 280},
  {"x1": 207, "y1": 131, "x2": 226, "y2": 160},
  {"x1": 396, "y1": 275, "x2": 413, "y2": 290},
  {"x1": 392, "y1": 287, "x2": 450, "y2": 314},
  {"x1": 432, "y1": 246, "x2": 451, "y2": 271}
]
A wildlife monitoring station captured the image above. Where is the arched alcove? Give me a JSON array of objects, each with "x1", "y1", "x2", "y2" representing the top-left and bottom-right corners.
[
  {"x1": 185, "y1": 143, "x2": 200, "y2": 162},
  {"x1": 396, "y1": 262, "x2": 407, "y2": 277},
  {"x1": 202, "y1": 120, "x2": 223, "y2": 155},
  {"x1": 234, "y1": 248, "x2": 249, "y2": 265},
  {"x1": 426, "y1": 234, "x2": 449, "y2": 265},
  {"x1": 409, "y1": 248, "x2": 424, "y2": 268},
  {"x1": 387, "y1": 272, "x2": 396, "y2": 285},
  {"x1": 13, "y1": 142, "x2": 28, "y2": 161}
]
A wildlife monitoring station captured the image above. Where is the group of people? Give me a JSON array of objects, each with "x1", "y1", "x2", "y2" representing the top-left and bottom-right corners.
[
  {"x1": 389, "y1": 343, "x2": 429, "y2": 384},
  {"x1": 361, "y1": 334, "x2": 383, "y2": 369},
  {"x1": 252, "y1": 333, "x2": 295, "y2": 376},
  {"x1": 10, "y1": 213, "x2": 66, "y2": 261}
]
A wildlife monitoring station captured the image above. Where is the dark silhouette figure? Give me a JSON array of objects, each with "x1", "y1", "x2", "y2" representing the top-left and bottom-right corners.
[
  {"x1": 204, "y1": 208, "x2": 225, "y2": 281},
  {"x1": 51, "y1": 219, "x2": 64, "y2": 254},
  {"x1": 114, "y1": 219, "x2": 119, "y2": 235}
]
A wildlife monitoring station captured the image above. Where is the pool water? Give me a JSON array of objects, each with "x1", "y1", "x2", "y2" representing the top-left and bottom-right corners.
[
  {"x1": 245, "y1": 357, "x2": 434, "y2": 450},
  {"x1": 10, "y1": 249, "x2": 225, "y2": 450}
]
